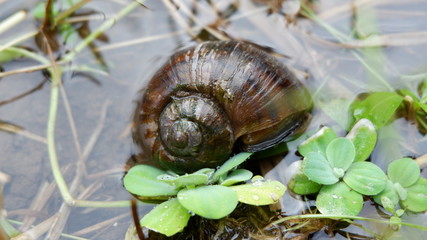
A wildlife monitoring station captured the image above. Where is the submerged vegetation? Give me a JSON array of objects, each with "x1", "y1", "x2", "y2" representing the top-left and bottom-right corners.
[{"x1": 1, "y1": 0, "x2": 427, "y2": 239}]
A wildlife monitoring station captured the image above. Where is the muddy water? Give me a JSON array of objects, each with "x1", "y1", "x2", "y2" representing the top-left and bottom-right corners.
[{"x1": 1, "y1": 0, "x2": 427, "y2": 239}]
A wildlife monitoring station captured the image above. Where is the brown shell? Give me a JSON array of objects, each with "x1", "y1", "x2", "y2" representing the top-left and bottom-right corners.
[{"x1": 134, "y1": 40, "x2": 312, "y2": 173}]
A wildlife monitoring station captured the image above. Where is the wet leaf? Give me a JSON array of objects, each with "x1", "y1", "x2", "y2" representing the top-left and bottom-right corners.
[
  {"x1": 140, "y1": 198, "x2": 191, "y2": 237},
  {"x1": 177, "y1": 185, "x2": 238, "y2": 219},
  {"x1": 343, "y1": 161, "x2": 387, "y2": 195},
  {"x1": 220, "y1": 169, "x2": 253, "y2": 186},
  {"x1": 326, "y1": 138, "x2": 355, "y2": 172},
  {"x1": 302, "y1": 152, "x2": 338, "y2": 185},
  {"x1": 298, "y1": 126, "x2": 338, "y2": 157},
  {"x1": 374, "y1": 180, "x2": 399, "y2": 206},
  {"x1": 395, "y1": 182, "x2": 407, "y2": 200},
  {"x1": 230, "y1": 176, "x2": 286, "y2": 206},
  {"x1": 288, "y1": 171, "x2": 321, "y2": 195},
  {"x1": 316, "y1": 182, "x2": 364, "y2": 216},
  {"x1": 123, "y1": 165, "x2": 178, "y2": 197},
  {"x1": 380, "y1": 196, "x2": 396, "y2": 214},
  {"x1": 157, "y1": 172, "x2": 208, "y2": 188},
  {"x1": 350, "y1": 92, "x2": 403, "y2": 129},
  {"x1": 401, "y1": 177, "x2": 427, "y2": 212},
  {"x1": 212, "y1": 152, "x2": 252, "y2": 181},
  {"x1": 387, "y1": 158, "x2": 420, "y2": 187},
  {"x1": 0, "y1": 49, "x2": 23, "y2": 63},
  {"x1": 346, "y1": 118, "x2": 377, "y2": 162}
]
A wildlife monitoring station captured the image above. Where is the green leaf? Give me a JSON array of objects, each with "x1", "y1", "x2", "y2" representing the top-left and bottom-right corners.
[
  {"x1": 374, "y1": 180, "x2": 399, "y2": 206},
  {"x1": 346, "y1": 118, "x2": 377, "y2": 161},
  {"x1": 395, "y1": 182, "x2": 407, "y2": 201},
  {"x1": 421, "y1": 78, "x2": 427, "y2": 103},
  {"x1": 288, "y1": 171, "x2": 321, "y2": 195},
  {"x1": 350, "y1": 92, "x2": 403, "y2": 129},
  {"x1": 399, "y1": 89, "x2": 419, "y2": 101},
  {"x1": 298, "y1": 127, "x2": 338, "y2": 157},
  {"x1": 177, "y1": 185, "x2": 238, "y2": 219},
  {"x1": 302, "y1": 152, "x2": 338, "y2": 185},
  {"x1": 0, "y1": 49, "x2": 23, "y2": 63},
  {"x1": 123, "y1": 165, "x2": 178, "y2": 197},
  {"x1": 401, "y1": 177, "x2": 427, "y2": 212},
  {"x1": 212, "y1": 152, "x2": 252, "y2": 181},
  {"x1": 389, "y1": 216, "x2": 402, "y2": 231},
  {"x1": 157, "y1": 172, "x2": 208, "y2": 188},
  {"x1": 326, "y1": 138, "x2": 355, "y2": 172},
  {"x1": 220, "y1": 169, "x2": 253, "y2": 186},
  {"x1": 380, "y1": 196, "x2": 396, "y2": 214},
  {"x1": 343, "y1": 161, "x2": 387, "y2": 195},
  {"x1": 140, "y1": 198, "x2": 191, "y2": 237},
  {"x1": 230, "y1": 176, "x2": 286, "y2": 206},
  {"x1": 316, "y1": 182, "x2": 364, "y2": 216},
  {"x1": 387, "y1": 158, "x2": 420, "y2": 187},
  {"x1": 395, "y1": 209, "x2": 405, "y2": 217}
]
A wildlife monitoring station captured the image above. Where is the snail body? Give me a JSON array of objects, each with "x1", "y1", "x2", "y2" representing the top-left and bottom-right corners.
[{"x1": 135, "y1": 40, "x2": 312, "y2": 173}]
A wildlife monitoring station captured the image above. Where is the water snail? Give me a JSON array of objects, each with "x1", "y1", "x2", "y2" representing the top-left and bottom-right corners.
[{"x1": 133, "y1": 40, "x2": 312, "y2": 173}]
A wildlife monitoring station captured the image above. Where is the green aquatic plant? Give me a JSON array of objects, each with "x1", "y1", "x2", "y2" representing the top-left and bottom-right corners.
[
  {"x1": 291, "y1": 118, "x2": 386, "y2": 216},
  {"x1": 374, "y1": 157, "x2": 427, "y2": 213},
  {"x1": 123, "y1": 153, "x2": 286, "y2": 237},
  {"x1": 290, "y1": 117, "x2": 427, "y2": 218},
  {"x1": 398, "y1": 78, "x2": 427, "y2": 134}
]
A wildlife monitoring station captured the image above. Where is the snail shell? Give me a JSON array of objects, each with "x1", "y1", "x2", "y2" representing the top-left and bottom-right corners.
[{"x1": 134, "y1": 40, "x2": 312, "y2": 173}]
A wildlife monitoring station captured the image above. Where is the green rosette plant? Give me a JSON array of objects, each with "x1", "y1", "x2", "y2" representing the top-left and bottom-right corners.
[
  {"x1": 123, "y1": 153, "x2": 286, "y2": 237},
  {"x1": 290, "y1": 118, "x2": 387, "y2": 216},
  {"x1": 374, "y1": 157, "x2": 427, "y2": 213}
]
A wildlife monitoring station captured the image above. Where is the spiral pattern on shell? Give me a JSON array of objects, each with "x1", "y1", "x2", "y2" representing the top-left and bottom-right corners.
[{"x1": 134, "y1": 40, "x2": 312, "y2": 173}]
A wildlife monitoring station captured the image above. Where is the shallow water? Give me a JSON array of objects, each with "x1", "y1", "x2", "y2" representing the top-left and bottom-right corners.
[{"x1": 1, "y1": 0, "x2": 427, "y2": 239}]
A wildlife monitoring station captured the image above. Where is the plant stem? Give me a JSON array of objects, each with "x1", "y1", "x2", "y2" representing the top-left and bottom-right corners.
[
  {"x1": 0, "y1": 10, "x2": 27, "y2": 35},
  {"x1": 267, "y1": 214, "x2": 427, "y2": 231},
  {"x1": 54, "y1": 0, "x2": 93, "y2": 25},
  {"x1": 61, "y1": 1, "x2": 140, "y2": 63},
  {"x1": 415, "y1": 153, "x2": 427, "y2": 168},
  {"x1": 73, "y1": 200, "x2": 132, "y2": 208},
  {"x1": 46, "y1": 61, "x2": 75, "y2": 204}
]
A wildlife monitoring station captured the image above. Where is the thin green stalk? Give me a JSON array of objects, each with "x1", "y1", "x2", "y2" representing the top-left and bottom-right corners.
[
  {"x1": 0, "y1": 30, "x2": 38, "y2": 52},
  {"x1": 62, "y1": 1, "x2": 140, "y2": 62},
  {"x1": 0, "y1": 46, "x2": 50, "y2": 64},
  {"x1": 47, "y1": 66, "x2": 75, "y2": 204},
  {"x1": 46, "y1": 1, "x2": 142, "y2": 206},
  {"x1": 54, "y1": 0, "x2": 93, "y2": 25},
  {"x1": 268, "y1": 214, "x2": 427, "y2": 231},
  {"x1": 352, "y1": 51, "x2": 393, "y2": 91},
  {"x1": 300, "y1": 2, "x2": 394, "y2": 92}
]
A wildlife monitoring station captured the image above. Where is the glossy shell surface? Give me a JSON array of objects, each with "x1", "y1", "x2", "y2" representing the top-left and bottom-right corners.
[{"x1": 135, "y1": 40, "x2": 312, "y2": 173}]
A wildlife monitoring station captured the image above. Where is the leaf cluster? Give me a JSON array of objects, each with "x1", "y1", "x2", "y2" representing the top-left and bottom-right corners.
[
  {"x1": 123, "y1": 153, "x2": 286, "y2": 237},
  {"x1": 374, "y1": 158, "x2": 427, "y2": 213},
  {"x1": 290, "y1": 117, "x2": 427, "y2": 220},
  {"x1": 290, "y1": 118, "x2": 383, "y2": 216}
]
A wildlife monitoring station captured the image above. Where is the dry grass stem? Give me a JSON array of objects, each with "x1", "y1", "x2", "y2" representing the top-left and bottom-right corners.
[
  {"x1": 20, "y1": 182, "x2": 56, "y2": 231},
  {"x1": 59, "y1": 86, "x2": 83, "y2": 158},
  {"x1": 87, "y1": 167, "x2": 124, "y2": 179},
  {"x1": 0, "y1": 10, "x2": 27, "y2": 34},
  {"x1": 94, "y1": 30, "x2": 185, "y2": 52},
  {"x1": 161, "y1": 0, "x2": 198, "y2": 40},
  {"x1": 71, "y1": 213, "x2": 128, "y2": 236},
  {"x1": 172, "y1": 0, "x2": 229, "y2": 41},
  {"x1": 13, "y1": 214, "x2": 58, "y2": 240},
  {"x1": 0, "y1": 122, "x2": 47, "y2": 144}
]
